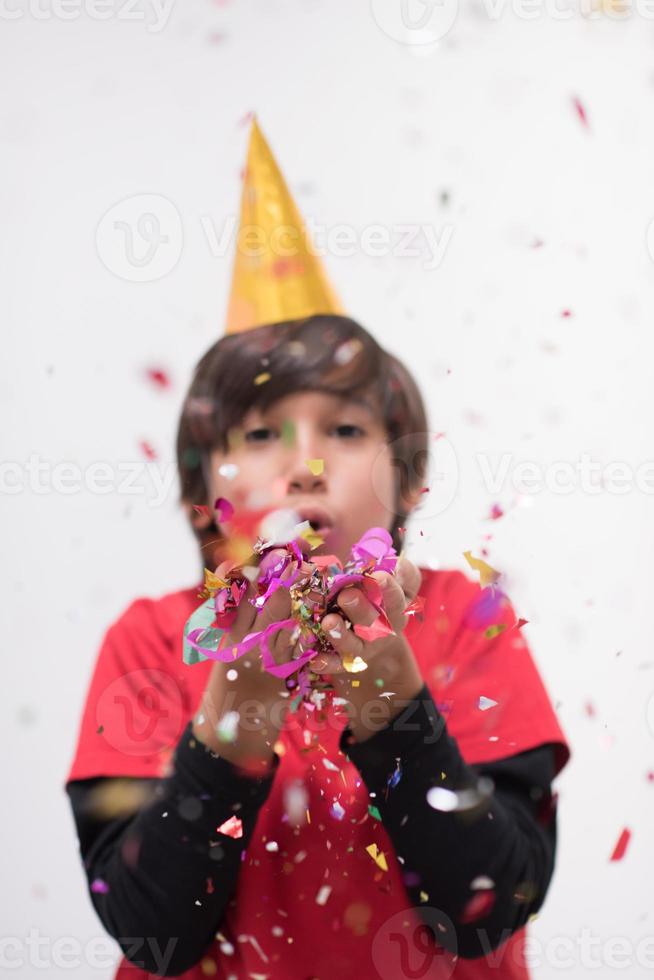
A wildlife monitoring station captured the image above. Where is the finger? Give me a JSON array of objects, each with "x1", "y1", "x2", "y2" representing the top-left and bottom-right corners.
[
  {"x1": 368, "y1": 571, "x2": 410, "y2": 633},
  {"x1": 321, "y1": 612, "x2": 364, "y2": 666},
  {"x1": 336, "y1": 585, "x2": 379, "y2": 627},
  {"x1": 395, "y1": 557, "x2": 421, "y2": 602},
  {"x1": 226, "y1": 579, "x2": 258, "y2": 644}
]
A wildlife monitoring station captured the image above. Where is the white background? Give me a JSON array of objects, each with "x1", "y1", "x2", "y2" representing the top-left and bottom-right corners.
[{"x1": 2, "y1": 1, "x2": 654, "y2": 977}]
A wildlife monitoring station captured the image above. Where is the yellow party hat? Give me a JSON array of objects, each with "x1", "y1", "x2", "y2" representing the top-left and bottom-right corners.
[{"x1": 224, "y1": 116, "x2": 344, "y2": 335}]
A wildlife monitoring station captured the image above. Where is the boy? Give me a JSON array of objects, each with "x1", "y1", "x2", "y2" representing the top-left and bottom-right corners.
[{"x1": 64, "y1": 121, "x2": 570, "y2": 979}]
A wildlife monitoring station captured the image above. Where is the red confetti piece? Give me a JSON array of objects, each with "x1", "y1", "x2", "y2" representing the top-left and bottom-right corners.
[
  {"x1": 584, "y1": 701, "x2": 596, "y2": 719},
  {"x1": 216, "y1": 816, "x2": 243, "y2": 839},
  {"x1": 206, "y1": 877, "x2": 214, "y2": 894},
  {"x1": 610, "y1": 828, "x2": 631, "y2": 862},
  {"x1": 572, "y1": 95, "x2": 589, "y2": 129},
  {"x1": 193, "y1": 505, "x2": 210, "y2": 517},
  {"x1": 138, "y1": 440, "x2": 157, "y2": 460},
  {"x1": 420, "y1": 487, "x2": 430, "y2": 494},
  {"x1": 515, "y1": 618, "x2": 529, "y2": 630},
  {"x1": 488, "y1": 504, "x2": 504, "y2": 520},
  {"x1": 144, "y1": 367, "x2": 171, "y2": 389},
  {"x1": 459, "y1": 889, "x2": 496, "y2": 924}
]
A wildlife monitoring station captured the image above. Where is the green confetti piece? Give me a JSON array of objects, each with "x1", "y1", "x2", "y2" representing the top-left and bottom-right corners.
[
  {"x1": 289, "y1": 693, "x2": 303, "y2": 713},
  {"x1": 183, "y1": 597, "x2": 225, "y2": 665},
  {"x1": 281, "y1": 418, "x2": 296, "y2": 447},
  {"x1": 368, "y1": 805, "x2": 381, "y2": 821},
  {"x1": 485, "y1": 623, "x2": 507, "y2": 639},
  {"x1": 374, "y1": 678, "x2": 384, "y2": 688}
]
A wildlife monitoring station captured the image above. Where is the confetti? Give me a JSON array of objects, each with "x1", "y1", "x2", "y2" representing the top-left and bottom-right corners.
[
  {"x1": 368, "y1": 805, "x2": 381, "y2": 821},
  {"x1": 330, "y1": 802, "x2": 345, "y2": 821},
  {"x1": 214, "y1": 497, "x2": 235, "y2": 522},
  {"x1": 218, "y1": 463, "x2": 239, "y2": 480},
  {"x1": 144, "y1": 367, "x2": 171, "y2": 389},
  {"x1": 216, "y1": 816, "x2": 243, "y2": 839},
  {"x1": 138, "y1": 439, "x2": 157, "y2": 460},
  {"x1": 572, "y1": 95, "x2": 589, "y2": 129},
  {"x1": 91, "y1": 878, "x2": 109, "y2": 894},
  {"x1": 315, "y1": 885, "x2": 332, "y2": 906},
  {"x1": 478, "y1": 696, "x2": 498, "y2": 711},
  {"x1": 305, "y1": 458, "x2": 324, "y2": 476},
  {"x1": 460, "y1": 889, "x2": 496, "y2": 924},
  {"x1": 463, "y1": 551, "x2": 500, "y2": 589},
  {"x1": 609, "y1": 828, "x2": 631, "y2": 862},
  {"x1": 183, "y1": 524, "x2": 400, "y2": 705},
  {"x1": 365, "y1": 843, "x2": 388, "y2": 871},
  {"x1": 253, "y1": 372, "x2": 271, "y2": 385},
  {"x1": 426, "y1": 778, "x2": 493, "y2": 813}
]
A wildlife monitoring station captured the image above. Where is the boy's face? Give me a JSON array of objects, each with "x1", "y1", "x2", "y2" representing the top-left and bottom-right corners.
[{"x1": 197, "y1": 390, "x2": 415, "y2": 566}]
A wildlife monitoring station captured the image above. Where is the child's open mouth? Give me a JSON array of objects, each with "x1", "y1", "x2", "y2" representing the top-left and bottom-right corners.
[{"x1": 294, "y1": 505, "x2": 335, "y2": 540}]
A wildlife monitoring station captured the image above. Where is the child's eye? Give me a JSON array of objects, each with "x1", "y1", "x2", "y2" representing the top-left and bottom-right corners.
[
  {"x1": 245, "y1": 427, "x2": 276, "y2": 443},
  {"x1": 333, "y1": 424, "x2": 364, "y2": 438}
]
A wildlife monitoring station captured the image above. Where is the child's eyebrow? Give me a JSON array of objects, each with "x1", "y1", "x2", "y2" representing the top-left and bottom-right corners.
[{"x1": 334, "y1": 394, "x2": 379, "y2": 417}]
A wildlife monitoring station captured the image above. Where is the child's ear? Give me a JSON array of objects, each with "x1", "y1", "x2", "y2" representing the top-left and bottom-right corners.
[
  {"x1": 181, "y1": 499, "x2": 214, "y2": 532},
  {"x1": 400, "y1": 485, "x2": 424, "y2": 518}
]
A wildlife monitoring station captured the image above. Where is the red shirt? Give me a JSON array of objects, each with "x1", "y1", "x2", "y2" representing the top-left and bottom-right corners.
[{"x1": 66, "y1": 567, "x2": 571, "y2": 979}]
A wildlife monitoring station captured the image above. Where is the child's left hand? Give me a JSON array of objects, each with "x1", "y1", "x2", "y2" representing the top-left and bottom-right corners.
[{"x1": 312, "y1": 556, "x2": 422, "y2": 674}]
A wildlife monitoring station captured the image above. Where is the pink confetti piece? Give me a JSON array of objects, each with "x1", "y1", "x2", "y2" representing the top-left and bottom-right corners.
[
  {"x1": 214, "y1": 497, "x2": 235, "y2": 522},
  {"x1": 610, "y1": 828, "x2": 631, "y2": 862},
  {"x1": 138, "y1": 440, "x2": 157, "y2": 460},
  {"x1": 572, "y1": 95, "x2": 589, "y2": 129},
  {"x1": 91, "y1": 878, "x2": 110, "y2": 894}
]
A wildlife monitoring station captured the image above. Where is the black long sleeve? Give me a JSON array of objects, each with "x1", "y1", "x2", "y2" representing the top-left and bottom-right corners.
[
  {"x1": 65, "y1": 723, "x2": 280, "y2": 976},
  {"x1": 339, "y1": 682, "x2": 559, "y2": 959},
  {"x1": 66, "y1": 689, "x2": 559, "y2": 974}
]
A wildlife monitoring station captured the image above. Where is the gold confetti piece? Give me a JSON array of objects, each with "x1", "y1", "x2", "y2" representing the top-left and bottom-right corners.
[
  {"x1": 305, "y1": 458, "x2": 324, "y2": 476},
  {"x1": 297, "y1": 524, "x2": 324, "y2": 550},
  {"x1": 419, "y1": 890, "x2": 429, "y2": 903},
  {"x1": 352, "y1": 680, "x2": 360, "y2": 687},
  {"x1": 342, "y1": 655, "x2": 368, "y2": 674},
  {"x1": 365, "y1": 843, "x2": 388, "y2": 872},
  {"x1": 463, "y1": 551, "x2": 501, "y2": 589},
  {"x1": 254, "y1": 372, "x2": 271, "y2": 386}
]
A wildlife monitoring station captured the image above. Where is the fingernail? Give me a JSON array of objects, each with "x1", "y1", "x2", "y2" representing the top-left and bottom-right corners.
[{"x1": 341, "y1": 594, "x2": 359, "y2": 607}]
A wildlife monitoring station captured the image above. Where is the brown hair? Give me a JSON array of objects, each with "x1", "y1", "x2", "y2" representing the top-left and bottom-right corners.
[{"x1": 176, "y1": 314, "x2": 429, "y2": 570}]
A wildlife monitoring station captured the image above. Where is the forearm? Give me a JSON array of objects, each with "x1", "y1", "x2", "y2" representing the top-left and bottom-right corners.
[
  {"x1": 67, "y1": 721, "x2": 279, "y2": 976},
  {"x1": 340, "y1": 685, "x2": 557, "y2": 959}
]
